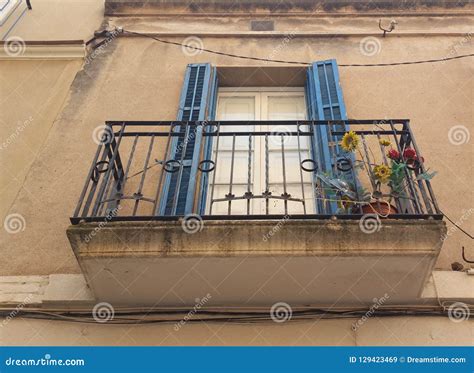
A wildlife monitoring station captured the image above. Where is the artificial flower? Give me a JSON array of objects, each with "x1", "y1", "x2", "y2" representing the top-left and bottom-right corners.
[
  {"x1": 373, "y1": 164, "x2": 392, "y2": 183},
  {"x1": 403, "y1": 147, "x2": 417, "y2": 160},
  {"x1": 387, "y1": 149, "x2": 400, "y2": 160},
  {"x1": 340, "y1": 131, "x2": 359, "y2": 152},
  {"x1": 379, "y1": 139, "x2": 391, "y2": 147}
]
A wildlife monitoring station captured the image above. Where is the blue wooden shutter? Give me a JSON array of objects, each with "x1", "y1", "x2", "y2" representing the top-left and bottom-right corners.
[
  {"x1": 160, "y1": 63, "x2": 217, "y2": 215},
  {"x1": 305, "y1": 59, "x2": 351, "y2": 213}
]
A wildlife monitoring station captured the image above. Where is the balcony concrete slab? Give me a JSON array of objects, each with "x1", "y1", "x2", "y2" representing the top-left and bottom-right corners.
[{"x1": 67, "y1": 219, "x2": 446, "y2": 306}]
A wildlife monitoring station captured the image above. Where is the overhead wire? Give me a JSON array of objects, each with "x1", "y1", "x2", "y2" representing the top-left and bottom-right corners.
[
  {"x1": 121, "y1": 29, "x2": 474, "y2": 67},
  {"x1": 0, "y1": 306, "x2": 454, "y2": 325}
]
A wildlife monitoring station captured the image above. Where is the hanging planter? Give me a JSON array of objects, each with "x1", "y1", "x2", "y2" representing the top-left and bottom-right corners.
[{"x1": 359, "y1": 201, "x2": 398, "y2": 217}]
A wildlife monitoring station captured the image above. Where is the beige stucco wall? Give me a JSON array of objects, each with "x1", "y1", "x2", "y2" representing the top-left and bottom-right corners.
[
  {"x1": 0, "y1": 2, "x2": 472, "y2": 347},
  {"x1": 0, "y1": 60, "x2": 83, "y2": 221},
  {"x1": 1, "y1": 0, "x2": 104, "y2": 41},
  {"x1": 0, "y1": 1, "x2": 104, "y2": 272},
  {"x1": 1, "y1": 0, "x2": 104, "y2": 221}
]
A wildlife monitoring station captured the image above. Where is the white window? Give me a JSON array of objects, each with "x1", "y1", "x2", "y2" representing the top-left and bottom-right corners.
[{"x1": 207, "y1": 88, "x2": 315, "y2": 215}]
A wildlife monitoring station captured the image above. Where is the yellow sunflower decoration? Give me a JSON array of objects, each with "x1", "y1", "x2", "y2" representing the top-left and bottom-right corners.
[
  {"x1": 379, "y1": 139, "x2": 391, "y2": 147},
  {"x1": 373, "y1": 164, "x2": 392, "y2": 183},
  {"x1": 340, "y1": 131, "x2": 359, "y2": 152}
]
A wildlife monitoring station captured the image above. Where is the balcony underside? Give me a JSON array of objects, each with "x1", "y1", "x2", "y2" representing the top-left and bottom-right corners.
[{"x1": 67, "y1": 219, "x2": 446, "y2": 307}]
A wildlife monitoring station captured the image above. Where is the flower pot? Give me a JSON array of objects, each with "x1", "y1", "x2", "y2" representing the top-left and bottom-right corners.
[
  {"x1": 405, "y1": 158, "x2": 420, "y2": 171},
  {"x1": 359, "y1": 202, "x2": 398, "y2": 217}
]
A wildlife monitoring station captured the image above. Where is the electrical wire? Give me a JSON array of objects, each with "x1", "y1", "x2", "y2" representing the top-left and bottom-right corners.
[
  {"x1": 341, "y1": 54, "x2": 474, "y2": 67},
  {"x1": 121, "y1": 29, "x2": 474, "y2": 67},
  {"x1": 0, "y1": 307, "x2": 453, "y2": 325},
  {"x1": 423, "y1": 195, "x2": 474, "y2": 240},
  {"x1": 439, "y1": 208, "x2": 474, "y2": 239}
]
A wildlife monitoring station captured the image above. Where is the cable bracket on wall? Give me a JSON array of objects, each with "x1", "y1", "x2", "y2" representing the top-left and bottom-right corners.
[{"x1": 379, "y1": 19, "x2": 398, "y2": 37}]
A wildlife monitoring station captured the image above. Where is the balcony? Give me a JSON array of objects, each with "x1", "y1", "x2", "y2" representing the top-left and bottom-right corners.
[{"x1": 67, "y1": 120, "x2": 446, "y2": 306}]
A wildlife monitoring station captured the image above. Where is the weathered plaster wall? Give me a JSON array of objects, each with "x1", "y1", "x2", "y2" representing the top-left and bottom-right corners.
[
  {"x1": 110, "y1": 14, "x2": 474, "y2": 34},
  {"x1": 104, "y1": 0, "x2": 473, "y2": 15},
  {"x1": 0, "y1": 0, "x2": 105, "y2": 271},
  {"x1": 0, "y1": 60, "x2": 83, "y2": 221},
  {"x1": 0, "y1": 3, "x2": 472, "y2": 348},
  {"x1": 1, "y1": 316, "x2": 472, "y2": 346},
  {"x1": 1, "y1": 0, "x2": 104, "y2": 41}
]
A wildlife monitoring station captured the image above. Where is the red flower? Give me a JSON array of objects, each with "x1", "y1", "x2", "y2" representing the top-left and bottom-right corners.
[
  {"x1": 403, "y1": 148, "x2": 417, "y2": 160},
  {"x1": 387, "y1": 149, "x2": 400, "y2": 160}
]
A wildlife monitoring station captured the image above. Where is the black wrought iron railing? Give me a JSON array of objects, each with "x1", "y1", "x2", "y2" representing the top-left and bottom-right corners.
[{"x1": 70, "y1": 120, "x2": 441, "y2": 224}]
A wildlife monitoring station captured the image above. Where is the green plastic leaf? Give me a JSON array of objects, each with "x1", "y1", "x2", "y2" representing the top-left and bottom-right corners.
[{"x1": 416, "y1": 171, "x2": 437, "y2": 181}]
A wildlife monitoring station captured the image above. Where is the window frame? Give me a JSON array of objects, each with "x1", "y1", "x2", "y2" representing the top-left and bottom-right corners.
[{"x1": 208, "y1": 87, "x2": 313, "y2": 215}]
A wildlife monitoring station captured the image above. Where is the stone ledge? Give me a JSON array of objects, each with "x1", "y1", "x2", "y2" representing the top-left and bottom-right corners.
[
  {"x1": 0, "y1": 274, "x2": 93, "y2": 305},
  {"x1": 0, "y1": 42, "x2": 85, "y2": 60},
  {"x1": 104, "y1": 0, "x2": 473, "y2": 16},
  {"x1": 67, "y1": 219, "x2": 446, "y2": 258}
]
